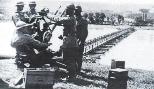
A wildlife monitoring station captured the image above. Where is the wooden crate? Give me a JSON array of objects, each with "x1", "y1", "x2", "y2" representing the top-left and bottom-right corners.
[
  {"x1": 24, "y1": 68, "x2": 55, "y2": 89},
  {"x1": 111, "y1": 59, "x2": 125, "y2": 69},
  {"x1": 107, "y1": 69, "x2": 128, "y2": 89}
]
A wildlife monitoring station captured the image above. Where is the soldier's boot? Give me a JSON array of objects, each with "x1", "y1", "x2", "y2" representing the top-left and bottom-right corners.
[
  {"x1": 76, "y1": 46, "x2": 84, "y2": 74},
  {"x1": 67, "y1": 59, "x2": 77, "y2": 79},
  {"x1": 76, "y1": 57, "x2": 82, "y2": 74},
  {"x1": 15, "y1": 53, "x2": 29, "y2": 68}
]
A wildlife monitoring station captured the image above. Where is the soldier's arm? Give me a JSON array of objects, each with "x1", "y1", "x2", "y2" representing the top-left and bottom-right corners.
[
  {"x1": 24, "y1": 11, "x2": 35, "y2": 23},
  {"x1": 12, "y1": 15, "x2": 20, "y2": 26},
  {"x1": 28, "y1": 36, "x2": 50, "y2": 49},
  {"x1": 12, "y1": 16, "x2": 16, "y2": 26},
  {"x1": 61, "y1": 17, "x2": 75, "y2": 26},
  {"x1": 46, "y1": 14, "x2": 70, "y2": 26},
  {"x1": 46, "y1": 14, "x2": 57, "y2": 21},
  {"x1": 83, "y1": 19, "x2": 88, "y2": 30}
]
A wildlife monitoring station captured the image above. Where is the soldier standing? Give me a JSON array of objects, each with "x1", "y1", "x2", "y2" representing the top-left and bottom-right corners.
[
  {"x1": 75, "y1": 5, "x2": 88, "y2": 73},
  {"x1": 26, "y1": 1, "x2": 38, "y2": 23},
  {"x1": 26, "y1": 1, "x2": 45, "y2": 42},
  {"x1": 46, "y1": 4, "x2": 78, "y2": 79},
  {"x1": 12, "y1": 1, "x2": 28, "y2": 25}
]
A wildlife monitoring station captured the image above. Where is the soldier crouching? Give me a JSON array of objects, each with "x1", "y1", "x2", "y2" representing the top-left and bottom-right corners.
[{"x1": 11, "y1": 21, "x2": 54, "y2": 68}]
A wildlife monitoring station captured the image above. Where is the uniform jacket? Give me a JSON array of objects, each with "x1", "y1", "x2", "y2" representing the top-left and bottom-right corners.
[
  {"x1": 76, "y1": 16, "x2": 88, "y2": 42},
  {"x1": 11, "y1": 33, "x2": 48, "y2": 50},
  {"x1": 48, "y1": 15, "x2": 78, "y2": 48},
  {"x1": 12, "y1": 11, "x2": 28, "y2": 26}
]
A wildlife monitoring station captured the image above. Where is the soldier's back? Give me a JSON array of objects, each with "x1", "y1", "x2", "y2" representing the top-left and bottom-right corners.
[
  {"x1": 76, "y1": 17, "x2": 88, "y2": 41},
  {"x1": 61, "y1": 16, "x2": 76, "y2": 36}
]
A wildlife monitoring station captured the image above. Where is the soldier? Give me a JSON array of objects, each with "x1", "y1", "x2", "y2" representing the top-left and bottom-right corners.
[
  {"x1": 26, "y1": 1, "x2": 38, "y2": 23},
  {"x1": 12, "y1": 1, "x2": 28, "y2": 26},
  {"x1": 11, "y1": 21, "x2": 52, "y2": 68},
  {"x1": 26, "y1": 1, "x2": 45, "y2": 42},
  {"x1": 75, "y1": 5, "x2": 88, "y2": 73},
  {"x1": 28, "y1": 1, "x2": 37, "y2": 15},
  {"x1": 46, "y1": 4, "x2": 78, "y2": 79}
]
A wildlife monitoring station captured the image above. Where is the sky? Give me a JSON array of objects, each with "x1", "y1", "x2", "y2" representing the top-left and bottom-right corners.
[
  {"x1": 1, "y1": 0, "x2": 154, "y2": 15},
  {"x1": 62, "y1": 0, "x2": 154, "y2": 12},
  {"x1": 57, "y1": 0, "x2": 154, "y2": 5},
  {"x1": 3, "y1": 0, "x2": 154, "y2": 6},
  {"x1": 13, "y1": 0, "x2": 154, "y2": 11}
]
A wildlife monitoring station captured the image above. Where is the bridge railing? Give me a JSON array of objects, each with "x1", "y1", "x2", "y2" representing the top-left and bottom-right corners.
[{"x1": 83, "y1": 28, "x2": 134, "y2": 54}]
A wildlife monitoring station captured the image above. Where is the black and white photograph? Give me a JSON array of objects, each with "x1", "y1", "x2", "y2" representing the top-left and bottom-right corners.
[{"x1": 0, "y1": 0, "x2": 154, "y2": 89}]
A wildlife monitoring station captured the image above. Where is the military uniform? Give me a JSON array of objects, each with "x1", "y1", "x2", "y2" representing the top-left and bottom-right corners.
[
  {"x1": 12, "y1": 11, "x2": 28, "y2": 25},
  {"x1": 26, "y1": 9, "x2": 38, "y2": 18},
  {"x1": 60, "y1": 16, "x2": 79, "y2": 78},
  {"x1": 12, "y1": 2, "x2": 29, "y2": 26},
  {"x1": 75, "y1": 5, "x2": 88, "y2": 73},
  {"x1": 76, "y1": 17, "x2": 88, "y2": 72},
  {"x1": 26, "y1": 1, "x2": 38, "y2": 23},
  {"x1": 47, "y1": 4, "x2": 79, "y2": 78},
  {"x1": 26, "y1": 1, "x2": 50, "y2": 42},
  {"x1": 76, "y1": 16, "x2": 88, "y2": 48},
  {"x1": 11, "y1": 21, "x2": 51, "y2": 68}
]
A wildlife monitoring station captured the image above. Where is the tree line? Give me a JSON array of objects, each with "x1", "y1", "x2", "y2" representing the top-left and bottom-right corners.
[{"x1": 82, "y1": 12, "x2": 124, "y2": 25}]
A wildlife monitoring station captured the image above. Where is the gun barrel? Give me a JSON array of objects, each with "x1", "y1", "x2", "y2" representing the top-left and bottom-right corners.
[{"x1": 0, "y1": 55, "x2": 14, "y2": 59}]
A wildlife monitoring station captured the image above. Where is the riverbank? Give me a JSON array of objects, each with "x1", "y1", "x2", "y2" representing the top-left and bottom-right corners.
[
  {"x1": 53, "y1": 54, "x2": 154, "y2": 89},
  {"x1": 0, "y1": 57, "x2": 154, "y2": 89}
]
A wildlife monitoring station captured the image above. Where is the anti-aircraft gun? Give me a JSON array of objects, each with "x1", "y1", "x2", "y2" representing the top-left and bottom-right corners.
[
  {"x1": 1, "y1": 6, "x2": 67, "y2": 89},
  {"x1": 11, "y1": 6, "x2": 66, "y2": 69},
  {"x1": 23, "y1": 6, "x2": 66, "y2": 68}
]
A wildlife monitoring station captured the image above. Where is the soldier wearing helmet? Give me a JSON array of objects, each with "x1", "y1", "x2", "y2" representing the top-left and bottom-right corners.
[
  {"x1": 25, "y1": 1, "x2": 40, "y2": 24},
  {"x1": 26, "y1": 1, "x2": 38, "y2": 19},
  {"x1": 16, "y1": 2, "x2": 24, "y2": 12},
  {"x1": 59, "y1": 4, "x2": 78, "y2": 79},
  {"x1": 12, "y1": 1, "x2": 29, "y2": 26},
  {"x1": 75, "y1": 5, "x2": 88, "y2": 73},
  {"x1": 11, "y1": 21, "x2": 53, "y2": 68},
  {"x1": 25, "y1": 1, "x2": 43, "y2": 42},
  {"x1": 46, "y1": 4, "x2": 78, "y2": 79}
]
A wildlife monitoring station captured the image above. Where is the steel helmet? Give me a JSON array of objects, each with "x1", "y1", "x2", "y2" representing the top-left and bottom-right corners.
[
  {"x1": 76, "y1": 5, "x2": 82, "y2": 12},
  {"x1": 66, "y1": 4, "x2": 75, "y2": 10},
  {"x1": 16, "y1": 1, "x2": 24, "y2": 6},
  {"x1": 29, "y1": 1, "x2": 36, "y2": 5}
]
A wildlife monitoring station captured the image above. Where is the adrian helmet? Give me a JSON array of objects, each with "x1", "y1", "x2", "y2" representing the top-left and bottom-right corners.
[
  {"x1": 66, "y1": 4, "x2": 75, "y2": 10},
  {"x1": 75, "y1": 5, "x2": 82, "y2": 12},
  {"x1": 29, "y1": 1, "x2": 36, "y2": 7},
  {"x1": 65, "y1": 4, "x2": 75, "y2": 15},
  {"x1": 16, "y1": 1, "x2": 24, "y2": 6},
  {"x1": 29, "y1": 1, "x2": 36, "y2": 5}
]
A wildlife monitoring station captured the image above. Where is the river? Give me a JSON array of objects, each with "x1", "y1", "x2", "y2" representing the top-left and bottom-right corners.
[{"x1": 100, "y1": 28, "x2": 154, "y2": 71}]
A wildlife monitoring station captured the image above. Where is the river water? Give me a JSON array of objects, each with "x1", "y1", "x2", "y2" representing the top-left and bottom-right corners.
[{"x1": 100, "y1": 28, "x2": 154, "y2": 71}]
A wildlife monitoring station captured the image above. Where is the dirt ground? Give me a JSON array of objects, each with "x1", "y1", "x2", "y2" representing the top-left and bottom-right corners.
[{"x1": 53, "y1": 54, "x2": 154, "y2": 89}]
